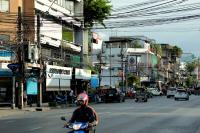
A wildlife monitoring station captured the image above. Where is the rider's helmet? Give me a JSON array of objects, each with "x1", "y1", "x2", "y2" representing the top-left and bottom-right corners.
[{"x1": 77, "y1": 93, "x2": 89, "y2": 106}]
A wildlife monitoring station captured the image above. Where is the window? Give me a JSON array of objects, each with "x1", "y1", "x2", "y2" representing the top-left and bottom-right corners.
[
  {"x1": 62, "y1": 28, "x2": 74, "y2": 42},
  {"x1": 48, "y1": 0, "x2": 74, "y2": 13},
  {"x1": 0, "y1": 0, "x2": 9, "y2": 12},
  {"x1": 64, "y1": 0, "x2": 74, "y2": 13}
]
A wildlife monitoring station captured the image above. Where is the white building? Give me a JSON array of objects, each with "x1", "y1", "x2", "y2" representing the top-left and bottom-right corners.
[{"x1": 99, "y1": 36, "x2": 159, "y2": 89}]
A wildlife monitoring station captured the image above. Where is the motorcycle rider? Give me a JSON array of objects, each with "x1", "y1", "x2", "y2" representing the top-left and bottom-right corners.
[{"x1": 66, "y1": 92, "x2": 99, "y2": 133}]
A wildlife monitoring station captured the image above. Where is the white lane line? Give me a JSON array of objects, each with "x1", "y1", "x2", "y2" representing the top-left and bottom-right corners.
[
  {"x1": 5, "y1": 120, "x2": 15, "y2": 123},
  {"x1": 29, "y1": 127, "x2": 42, "y2": 131}
]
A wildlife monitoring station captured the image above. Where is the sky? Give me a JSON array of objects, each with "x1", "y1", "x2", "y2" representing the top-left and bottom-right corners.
[{"x1": 94, "y1": 0, "x2": 200, "y2": 56}]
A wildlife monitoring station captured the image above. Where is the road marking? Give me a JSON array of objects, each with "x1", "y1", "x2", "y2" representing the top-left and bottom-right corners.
[
  {"x1": 5, "y1": 120, "x2": 15, "y2": 123},
  {"x1": 29, "y1": 127, "x2": 42, "y2": 131}
]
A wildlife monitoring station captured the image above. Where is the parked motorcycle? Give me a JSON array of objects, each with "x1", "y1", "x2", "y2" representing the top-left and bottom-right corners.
[
  {"x1": 55, "y1": 95, "x2": 67, "y2": 104},
  {"x1": 61, "y1": 116, "x2": 96, "y2": 133}
]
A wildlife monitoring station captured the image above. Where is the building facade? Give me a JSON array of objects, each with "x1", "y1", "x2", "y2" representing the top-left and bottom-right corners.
[
  {"x1": 99, "y1": 36, "x2": 159, "y2": 90},
  {"x1": 0, "y1": 0, "x2": 90, "y2": 107}
]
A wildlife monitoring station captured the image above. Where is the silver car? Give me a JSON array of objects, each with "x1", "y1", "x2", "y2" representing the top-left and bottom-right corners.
[
  {"x1": 174, "y1": 89, "x2": 189, "y2": 101},
  {"x1": 167, "y1": 87, "x2": 177, "y2": 98}
]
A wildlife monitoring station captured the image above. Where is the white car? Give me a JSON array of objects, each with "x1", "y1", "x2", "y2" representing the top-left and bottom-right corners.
[
  {"x1": 174, "y1": 89, "x2": 189, "y2": 101},
  {"x1": 167, "y1": 87, "x2": 177, "y2": 98},
  {"x1": 147, "y1": 88, "x2": 163, "y2": 96}
]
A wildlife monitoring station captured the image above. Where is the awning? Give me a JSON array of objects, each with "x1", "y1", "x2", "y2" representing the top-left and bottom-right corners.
[{"x1": 62, "y1": 41, "x2": 81, "y2": 52}]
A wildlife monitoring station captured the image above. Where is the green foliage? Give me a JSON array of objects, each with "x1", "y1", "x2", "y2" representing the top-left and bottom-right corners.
[
  {"x1": 84, "y1": 0, "x2": 112, "y2": 27},
  {"x1": 88, "y1": 65, "x2": 99, "y2": 74},
  {"x1": 150, "y1": 43, "x2": 162, "y2": 56},
  {"x1": 185, "y1": 76, "x2": 195, "y2": 87},
  {"x1": 172, "y1": 46, "x2": 183, "y2": 57},
  {"x1": 185, "y1": 61, "x2": 198, "y2": 75},
  {"x1": 127, "y1": 74, "x2": 140, "y2": 87},
  {"x1": 133, "y1": 40, "x2": 142, "y2": 48}
]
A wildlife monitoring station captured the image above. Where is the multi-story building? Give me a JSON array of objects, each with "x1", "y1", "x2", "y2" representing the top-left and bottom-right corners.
[
  {"x1": 0, "y1": 0, "x2": 90, "y2": 107},
  {"x1": 0, "y1": 0, "x2": 23, "y2": 105},
  {"x1": 160, "y1": 44, "x2": 180, "y2": 85},
  {"x1": 100, "y1": 36, "x2": 159, "y2": 89}
]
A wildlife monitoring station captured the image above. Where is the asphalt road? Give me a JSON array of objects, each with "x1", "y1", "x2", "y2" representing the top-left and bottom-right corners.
[{"x1": 1, "y1": 95, "x2": 200, "y2": 133}]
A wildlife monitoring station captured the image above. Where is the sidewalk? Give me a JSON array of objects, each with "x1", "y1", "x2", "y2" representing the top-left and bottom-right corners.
[
  {"x1": 0, "y1": 102, "x2": 99, "y2": 118},
  {"x1": 0, "y1": 103, "x2": 51, "y2": 118},
  {"x1": 0, "y1": 108, "x2": 27, "y2": 118}
]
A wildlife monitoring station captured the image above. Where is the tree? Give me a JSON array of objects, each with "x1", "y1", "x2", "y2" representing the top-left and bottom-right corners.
[
  {"x1": 172, "y1": 46, "x2": 183, "y2": 58},
  {"x1": 84, "y1": 0, "x2": 112, "y2": 27},
  {"x1": 132, "y1": 40, "x2": 142, "y2": 48},
  {"x1": 184, "y1": 60, "x2": 200, "y2": 87},
  {"x1": 150, "y1": 43, "x2": 162, "y2": 56},
  {"x1": 127, "y1": 73, "x2": 140, "y2": 87},
  {"x1": 185, "y1": 61, "x2": 198, "y2": 75}
]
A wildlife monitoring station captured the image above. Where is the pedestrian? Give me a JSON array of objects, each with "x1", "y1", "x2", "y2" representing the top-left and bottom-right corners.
[
  {"x1": 69, "y1": 90, "x2": 74, "y2": 104},
  {"x1": 23, "y1": 90, "x2": 27, "y2": 107}
]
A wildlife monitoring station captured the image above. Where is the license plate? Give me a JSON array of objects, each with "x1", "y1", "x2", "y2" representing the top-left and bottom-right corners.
[{"x1": 109, "y1": 94, "x2": 113, "y2": 96}]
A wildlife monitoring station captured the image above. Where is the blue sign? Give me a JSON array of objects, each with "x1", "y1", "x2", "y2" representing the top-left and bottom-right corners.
[
  {"x1": 7, "y1": 63, "x2": 21, "y2": 72},
  {"x1": 0, "y1": 50, "x2": 13, "y2": 57},
  {"x1": 91, "y1": 75, "x2": 99, "y2": 88},
  {"x1": 27, "y1": 78, "x2": 38, "y2": 95}
]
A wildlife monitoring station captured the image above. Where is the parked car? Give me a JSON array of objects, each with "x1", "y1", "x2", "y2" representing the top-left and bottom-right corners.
[
  {"x1": 174, "y1": 89, "x2": 189, "y2": 101},
  {"x1": 147, "y1": 88, "x2": 163, "y2": 96},
  {"x1": 167, "y1": 87, "x2": 177, "y2": 98},
  {"x1": 104, "y1": 88, "x2": 125, "y2": 103}
]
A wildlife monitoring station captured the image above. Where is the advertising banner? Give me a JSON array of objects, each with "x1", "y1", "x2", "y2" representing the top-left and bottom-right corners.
[
  {"x1": 75, "y1": 68, "x2": 91, "y2": 80},
  {"x1": 27, "y1": 78, "x2": 38, "y2": 95},
  {"x1": 46, "y1": 65, "x2": 72, "y2": 91}
]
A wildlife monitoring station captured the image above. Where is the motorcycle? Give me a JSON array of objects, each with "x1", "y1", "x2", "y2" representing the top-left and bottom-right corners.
[
  {"x1": 55, "y1": 95, "x2": 67, "y2": 104},
  {"x1": 61, "y1": 117, "x2": 96, "y2": 133}
]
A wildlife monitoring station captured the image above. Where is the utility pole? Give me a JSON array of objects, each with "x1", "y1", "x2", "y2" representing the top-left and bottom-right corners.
[
  {"x1": 120, "y1": 43, "x2": 124, "y2": 91},
  {"x1": 98, "y1": 45, "x2": 103, "y2": 89},
  {"x1": 109, "y1": 43, "x2": 112, "y2": 88},
  {"x1": 17, "y1": 6, "x2": 24, "y2": 109},
  {"x1": 12, "y1": 7, "x2": 22, "y2": 109},
  {"x1": 125, "y1": 56, "x2": 128, "y2": 92},
  {"x1": 37, "y1": 14, "x2": 42, "y2": 107}
]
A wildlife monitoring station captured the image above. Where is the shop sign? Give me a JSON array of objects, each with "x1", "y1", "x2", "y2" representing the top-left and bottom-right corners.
[
  {"x1": 27, "y1": 78, "x2": 38, "y2": 95},
  {"x1": 46, "y1": 65, "x2": 72, "y2": 79},
  {"x1": 75, "y1": 68, "x2": 91, "y2": 80}
]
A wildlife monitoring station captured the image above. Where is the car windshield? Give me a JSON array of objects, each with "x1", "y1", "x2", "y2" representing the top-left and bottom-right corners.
[{"x1": 108, "y1": 89, "x2": 117, "y2": 94}]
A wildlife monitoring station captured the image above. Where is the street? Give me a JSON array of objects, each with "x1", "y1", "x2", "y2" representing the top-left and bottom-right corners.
[{"x1": 1, "y1": 95, "x2": 200, "y2": 133}]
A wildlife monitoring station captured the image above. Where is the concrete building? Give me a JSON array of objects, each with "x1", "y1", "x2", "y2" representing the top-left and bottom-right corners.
[
  {"x1": 99, "y1": 36, "x2": 159, "y2": 89},
  {"x1": 0, "y1": 0, "x2": 90, "y2": 107},
  {"x1": 160, "y1": 44, "x2": 181, "y2": 85},
  {"x1": 0, "y1": 0, "x2": 23, "y2": 105}
]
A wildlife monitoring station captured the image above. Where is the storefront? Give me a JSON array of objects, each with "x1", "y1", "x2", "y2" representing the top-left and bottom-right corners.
[
  {"x1": 46, "y1": 65, "x2": 72, "y2": 91},
  {"x1": 74, "y1": 68, "x2": 91, "y2": 94},
  {"x1": 0, "y1": 63, "x2": 12, "y2": 104}
]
